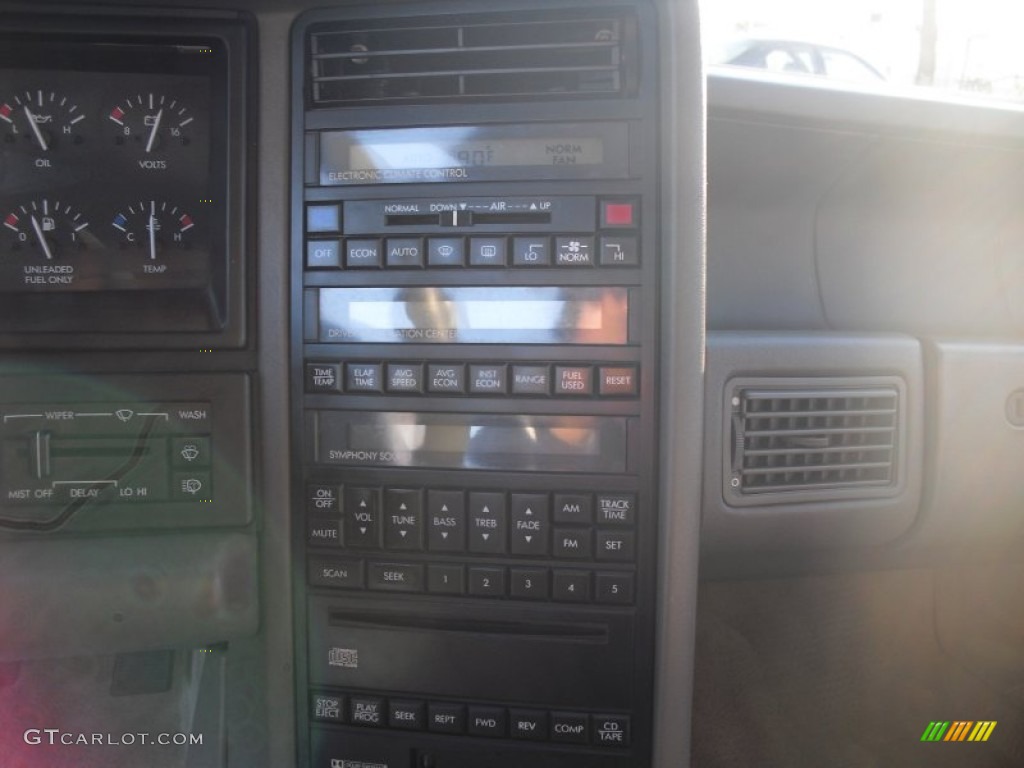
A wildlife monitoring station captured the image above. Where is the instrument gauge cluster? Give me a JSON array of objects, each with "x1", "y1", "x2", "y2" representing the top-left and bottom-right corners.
[{"x1": 0, "y1": 20, "x2": 247, "y2": 344}]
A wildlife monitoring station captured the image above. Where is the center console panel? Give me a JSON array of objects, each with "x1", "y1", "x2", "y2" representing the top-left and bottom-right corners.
[{"x1": 291, "y1": 3, "x2": 662, "y2": 767}]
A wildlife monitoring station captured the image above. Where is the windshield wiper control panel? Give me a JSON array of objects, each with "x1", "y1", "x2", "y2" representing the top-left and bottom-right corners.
[{"x1": 291, "y1": 4, "x2": 661, "y2": 767}]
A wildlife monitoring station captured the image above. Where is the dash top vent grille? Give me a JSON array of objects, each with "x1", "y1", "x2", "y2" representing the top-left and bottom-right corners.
[
  {"x1": 308, "y1": 12, "x2": 635, "y2": 106},
  {"x1": 727, "y1": 380, "x2": 902, "y2": 502}
]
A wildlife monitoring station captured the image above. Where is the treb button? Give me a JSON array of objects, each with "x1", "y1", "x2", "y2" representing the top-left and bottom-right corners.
[{"x1": 468, "y1": 492, "x2": 506, "y2": 554}]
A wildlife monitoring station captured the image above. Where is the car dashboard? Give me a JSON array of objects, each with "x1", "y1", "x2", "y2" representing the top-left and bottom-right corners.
[{"x1": 1, "y1": 2, "x2": 1022, "y2": 768}]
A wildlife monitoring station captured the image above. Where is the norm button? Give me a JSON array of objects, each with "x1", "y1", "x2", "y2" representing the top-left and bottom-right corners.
[{"x1": 555, "y1": 236, "x2": 595, "y2": 266}]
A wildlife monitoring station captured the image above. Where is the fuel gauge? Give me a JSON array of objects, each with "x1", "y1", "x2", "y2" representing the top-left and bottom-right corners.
[{"x1": 3, "y1": 199, "x2": 93, "y2": 260}]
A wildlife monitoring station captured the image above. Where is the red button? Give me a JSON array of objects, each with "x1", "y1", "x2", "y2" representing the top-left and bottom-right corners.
[{"x1": 602, "y1": 201, "x2": 636, "y2": 227}]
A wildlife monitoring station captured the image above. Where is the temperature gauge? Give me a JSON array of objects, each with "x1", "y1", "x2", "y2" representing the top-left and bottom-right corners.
[
  {"x1": 0, "y1": 91, "x2": 86, "y2": 154},
  {"x1": 108, "y1": 94, "x2": 194, "y2": 155},
  {"x1": 112, "y1": 200, "x2": 196, "y2": 261},
  {"x1": 3, "y1": 199, "x2": 92, "y2": 260}
]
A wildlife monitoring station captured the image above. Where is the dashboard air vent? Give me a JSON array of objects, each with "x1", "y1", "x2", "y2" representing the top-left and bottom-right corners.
[
  {"x1": 308, "y1": 12, "x2": 634, "y2": 106},
  {"x1": 728, "y1": 382, "x2": 901, "y2": 500}
]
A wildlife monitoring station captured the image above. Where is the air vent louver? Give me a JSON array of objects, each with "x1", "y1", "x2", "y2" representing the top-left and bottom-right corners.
[
  {"x1": 308, "y1": 13, "x2": 633, "y2": 106},
  {"x1": 728, "y1": 383, "x2": 901, "y2": 499}
]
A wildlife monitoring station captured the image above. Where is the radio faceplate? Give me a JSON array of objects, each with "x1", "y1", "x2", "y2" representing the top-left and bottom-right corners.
[{"x1": 292, "y1": 6, "x2": 660, "y2": 768}]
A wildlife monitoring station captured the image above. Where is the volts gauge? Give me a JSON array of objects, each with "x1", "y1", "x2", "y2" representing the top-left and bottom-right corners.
[
  {"x1": 0, "y1": 91, "x2": 86, "y2": 154},
  {"x1": 112, "y1": 200, "x2": 196, "y2": 261},
  {"x1": 3, "y1": 199, "x2": 92, "y2": 260},
  {"x1": 108, "y1": 93, "x2": 194, "y2": 155}
]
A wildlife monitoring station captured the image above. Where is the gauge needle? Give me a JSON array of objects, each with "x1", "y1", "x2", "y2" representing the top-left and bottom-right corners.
[
  {"x1": 30, "y1": 215, "x2": 54, "y2": 260},
  {"x1": 22, "y1": 105, "x2": 49, "y2": 152},
  {"x1": 148, "y1": 201, "x2": 157, "y2": 261},
  {"x1": 145, "y1": 108, "x2": 163, "y2": 154}
]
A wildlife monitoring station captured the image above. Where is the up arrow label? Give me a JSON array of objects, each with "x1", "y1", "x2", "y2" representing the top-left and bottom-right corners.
[
  {"x1": 359, "y1": 500, "x2": 367, "y2": 508},
  {"x1": 399, "y1": 503, "x2": 407, "y2": 511},
  {"x1": 525, "y1": 508, "x2": 533, "y2": 516},
  {"x1": 441, "y1": 505, "x2": 449, "y2": 512},
  {"x1": 482, "y1": 506, "x2": 490, "y2": 514}
]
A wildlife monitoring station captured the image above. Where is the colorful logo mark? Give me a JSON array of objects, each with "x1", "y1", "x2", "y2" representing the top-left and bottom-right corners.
[{"x1": 921, "y1": 721, "x2": 997, "y2": 742}]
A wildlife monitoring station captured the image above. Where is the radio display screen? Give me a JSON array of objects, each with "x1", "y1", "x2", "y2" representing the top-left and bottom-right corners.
[
  {"x1": 318, "y1": 122, "x2": 629, "y2": 184},
  {"x1": 313, "y1": 411, "x2": 629, "y2": 473},
  {"x1": 318, "y1": 287, "x2": 630, "y2": 345}
]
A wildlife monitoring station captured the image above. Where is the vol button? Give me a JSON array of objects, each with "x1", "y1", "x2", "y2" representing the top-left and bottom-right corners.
[{"x1": 345, "y1": 487, "x2": 381, "y2": 548}]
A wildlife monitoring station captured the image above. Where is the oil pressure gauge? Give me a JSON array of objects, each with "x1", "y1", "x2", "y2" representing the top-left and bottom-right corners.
[
  {"x1": 0, "y1": 90, "x2": 86, "y2": 154},
  {"x1": 107, "y1": 93, "x2": 194, "y2": 157}
]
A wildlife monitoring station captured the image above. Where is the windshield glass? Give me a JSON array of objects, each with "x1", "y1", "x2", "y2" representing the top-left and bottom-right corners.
[{"x1": 703, "y1": 0, "x2": 1024, "y2": 103}]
